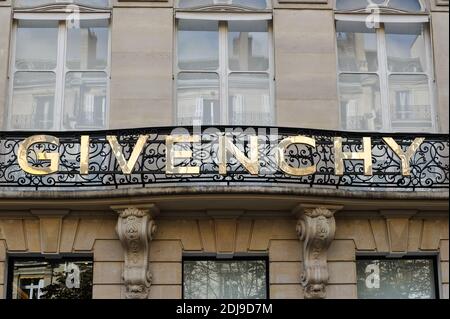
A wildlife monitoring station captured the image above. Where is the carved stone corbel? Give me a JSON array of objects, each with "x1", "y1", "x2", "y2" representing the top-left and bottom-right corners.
[
  {"x1": 113, "y1": 205, "x2": 159, "y2": 299},
  {"x1": 294, "y1": 205, "x2": 342, "y2": 299}
]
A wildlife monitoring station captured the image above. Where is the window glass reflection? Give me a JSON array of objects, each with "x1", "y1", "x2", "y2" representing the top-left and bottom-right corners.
[
  {"x1": 385, "y1": 23, "x2": 427, "y2": 73},
  {"x1": 339, "y1": 74, "x2": 382, "y2": 131},
  {"x1": 14, "y1": 0, "x2": 110, "y2": 8},
  {"x1": 229, "y1": 73, "x2": 271, "y2": 125},
  {"x1": 11, "y1": 259, "x2": 93, "y2": 299},
  {"x1": 178, "y1": 0, "x2": 268, "y2": 9},
  {"x1": 15, "y1": 20, "x2": 58, "y2": 70},
  {"x1": 11, "y1": 72, "x2": 56, "y2": 130},
  {"x1": 336, "y1": 0, "x2": 423, "y2": 12},
  {"x1": 177, "y1": 73, "x2": 220, "y2": 126},
  {"x1": 336, "y1": 21, "x2": 377, "y2": 72},
  {"x1": 63, "y1": 72, "x2": 108, "y2": 130},
  {"x1": 178, "y1": 20, "x2": 219, "y2": 71},
  {"x1": 228, "y1": 21, "x2": 269, "y2": 71},
  {"x1": 66, "y1": 19, "x2": 109, "y2": 70},
  {"x1": 389, "y1": 74, "x2": 431, "y2": 131},
  {"x1": 356, "y1": 258, "x2": 436, "y2": 299},
  {"x1": 184, "y1": 260, "x2": 267, "y2": 299},
  {"x1": 10, "y1": 18, "x2": 110, "y2": 131}
]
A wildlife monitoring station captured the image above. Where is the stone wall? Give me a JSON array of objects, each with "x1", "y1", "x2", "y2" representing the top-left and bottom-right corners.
[
  {"x1": 0, "y1": 1, "x2": 447, "y2": 132},
  {"x1": 0, "y1": 213, "x2": 448, "y2": 299}
]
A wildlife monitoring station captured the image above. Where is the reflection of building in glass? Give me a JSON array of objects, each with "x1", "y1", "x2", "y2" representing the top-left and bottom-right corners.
[{"x1": 11, "y1": 260, "x2": 93, "y2": 300}]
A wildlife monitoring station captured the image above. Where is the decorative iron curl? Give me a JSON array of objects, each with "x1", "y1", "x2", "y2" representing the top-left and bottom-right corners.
[{"x1": 0, "y1": 126, "x2": 448, "y2": 191}]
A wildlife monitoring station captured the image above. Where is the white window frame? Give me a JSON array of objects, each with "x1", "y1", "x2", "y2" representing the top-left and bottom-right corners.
[
  {"x1": 176, "y1": 0, "x2": 273, "y2": 10},
  {"x1": 335, "y1": 14, "x2": 437, "y2": 133},
  {"x1": 173, "y1": 15, "x2": 275, "y2": 126},
  {"x1": 333, "y1": 0, "x2": 427, "y2": 13},
  {"x1": 7, "y1": 12, "x2": 112, "y2": 131},
  {"x1": 335, "y1": 11, "x2": 439, "y2": 189}
]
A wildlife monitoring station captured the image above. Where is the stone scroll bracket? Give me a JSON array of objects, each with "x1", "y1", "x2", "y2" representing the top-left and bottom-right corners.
[
  {"x1": 111, "y1": 204, "x2": 159, "y2": 299},
  {"x1": 293, "y1": 204, "x2": 343, "y2": 299}
]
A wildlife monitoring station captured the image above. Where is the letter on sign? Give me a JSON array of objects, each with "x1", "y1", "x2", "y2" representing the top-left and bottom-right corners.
[
  {"x1": 166, "y1": 135, "x2": 201, "y2": 175},
  {"x1": 383, "y1": 137, "x2": 425, "y2": 176},
  {"x1": 18, "y1": 135, "x2": 60, "y2": 175},
  {"x1": 334, "y1": 137, "x2": 373, "y2": 176},
  {"x1": 219, "y1": 135, "x2": 259, "y2": 175},
  {"x1": 276, "y1": 136, "x2": 316, "y2": 176},
  {"x1": 107, "y1": 135, "x2": 149, "y2": 175},
  {"x1": 80, "y1": 135, "x2": 90, "y2": 175}
]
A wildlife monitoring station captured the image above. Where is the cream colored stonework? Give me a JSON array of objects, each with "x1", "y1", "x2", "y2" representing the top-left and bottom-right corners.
[
  {"x1": 110, "y1": 8, "x2": 173, "y2": 128},
  {"x1": 274, "y1": 9, "x2": 339, "y2": 129},
  {"x1": 0, "y1": 213, "x2": 449, "y2": 299},
  {"x1": 149, "y1": 285, "x2": 182, "y2": 299},
  {"x1": 270, "y1": 284, "x2": 304, "y2": 299},
  {"x1": 0, "y1": 262, "x2": 4, "y2": 285}
]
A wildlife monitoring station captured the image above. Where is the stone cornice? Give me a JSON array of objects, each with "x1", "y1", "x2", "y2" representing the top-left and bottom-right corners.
[{"x1": 0, "y1": 185, "x2": 447, "y2": 201}]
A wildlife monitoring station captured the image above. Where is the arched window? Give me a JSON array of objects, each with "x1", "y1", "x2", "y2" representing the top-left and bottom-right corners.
[
  {"x1": 175, "y1": 1, "x2": 274, "y2": 126},
  {"x1": 336, "y1": 0, "x2": 424, "y2": 12},
  {"x1": 14, "y1": 0, "x2": 110, "y2": 8},
  {"x1": 334, "y1": 0, "x2": 435, "y2": 133},
  {"x1": 8, "y1": 2, "x2": 111, "y2": 131},
  {"x1": 177, "y1": 0, "x2": 271, "y2": 10}
]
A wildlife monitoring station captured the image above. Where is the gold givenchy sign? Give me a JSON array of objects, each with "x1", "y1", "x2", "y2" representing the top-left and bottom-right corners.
[{"x1": 17, "y1": 134, "x2": 425, "y2": 177}]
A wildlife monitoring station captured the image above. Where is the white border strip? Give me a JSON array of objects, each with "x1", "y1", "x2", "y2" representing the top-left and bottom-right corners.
[
  {"x1": 175, "y1": 12, "x2": 272, "y2": 21},
  {"x1": 14, "y1": 12, "x2": 111, "y2": 20},
  {"x1": 335, "y1": 13, "x2": 429, "y2": 23}
]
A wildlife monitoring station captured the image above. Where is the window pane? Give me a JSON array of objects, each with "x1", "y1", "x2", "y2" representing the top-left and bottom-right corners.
[
  {"x1": 177, "y1": 73, "x2": 219, "y2": 126},
  {"x1": 66, "y1": 19, "x2": 109, "y2": 70},
  {"x1": 336, "y1": 21, "x2": 377, "y2": 72},
  {"x1": 339, "y1": 74, "x2": 382, "y2": 131},
  {"x1": 178, "y1": 20, "x2": 219, "y2": 70},
  {"x1": 228, "y1": 21, "x2": 269, "y2": 72},
  {"x1": 11, "y1": 259, "x2": 93, "y2": 299},
  {"x1": 11, "y1": 72, "x2": 56, "y2": 130},
  {"x1": 389, "y1": 0, "x2": 423, "y2": 11},
  {"x1": 385, "y1": 23, "x2": 427, "y2": 73},
  {"x1": 357, "y1": 259, "x2": 436, "y2": 299},
  {"x1": 389, "y1": 74, "x2": 432, "y2": 131},
  {"x1": 63, "y1": 72, "x2": 107, "y2": 130},
  {"x1": 178, "y1": 0, "x2": 268, "y2": 9},
  {"x1": 15, "y1": 0, "x2": 110, "y2": 8},
  {"x1": 15, "y1": 20, "x2": 58, "y2": 70},
  {"x1": 232, "y1": 0, "x2": 268, "y2": 9},
  {"x1": 336, "y1": 0, "x2": 423, "y2": 12},
  {"x1": 184, "y1": 260, "x2": 267, "y2": 299},
  {"x1": 228, "y1": 73, "x2": 271, "y2": 125}
]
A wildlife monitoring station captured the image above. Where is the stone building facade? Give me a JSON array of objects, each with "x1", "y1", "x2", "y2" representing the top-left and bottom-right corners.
[{"x1": 0, "y1": 0, "x2": 448, "y2": 299}]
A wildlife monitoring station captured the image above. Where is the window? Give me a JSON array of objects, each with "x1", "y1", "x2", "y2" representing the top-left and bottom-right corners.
[
  {"x1": 14, "y1": 0, "x2": 111, "y2": 8},
  {"x1": 9, "y1": 15, "x2": 110, "y2": 131},
  {"x1": 183, "y1": 258, "x2": 268, "y2": 299},
  {"x1": 177, "y1": 0, "x2": 271, "y2": 9},
  {"x1": 175, "y1": 18, "x2": 274, "y2": 126},
  {"x1": 335, "y1": 2, "x2": 435, "y2": 132},
  {"x1": 356, "y1": 257, "x2": 438, "y2": 299},
  {"x1": 336, "y1": 0, "x2": 424, "y2": 12},
  {"x1": 7, "y1": 257, "x2": 93, "y2": 299}
]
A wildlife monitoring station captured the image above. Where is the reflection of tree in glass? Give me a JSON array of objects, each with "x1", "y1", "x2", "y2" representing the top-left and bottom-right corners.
[
  {"x1": 357, "y1": 259, "x2": 435, "y2": 299},
  {"x1": 184, "y1": 260, "x2": 266, "y2": 299},
  {"x1": 41, "y1": 262, "x2": 93, "y2": 299}
]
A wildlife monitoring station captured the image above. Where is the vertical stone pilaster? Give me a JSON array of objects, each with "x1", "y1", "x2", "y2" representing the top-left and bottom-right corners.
[
  {"x1": 293, "y1": 205, "x2": 342, "y2": 299},
  {"x1": 112, "y1": 205, "x2": 159, "y2": 299}
]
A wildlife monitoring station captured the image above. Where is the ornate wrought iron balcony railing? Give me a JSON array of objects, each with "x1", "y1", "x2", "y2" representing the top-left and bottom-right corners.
[{"x1": 0, "y1": 126, "x2": 448, "y2": 191}]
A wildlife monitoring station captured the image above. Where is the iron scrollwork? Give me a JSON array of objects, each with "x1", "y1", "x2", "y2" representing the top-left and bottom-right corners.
[{"x1": 0, "y1": 126, "x2": 448, "y2": 190}]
